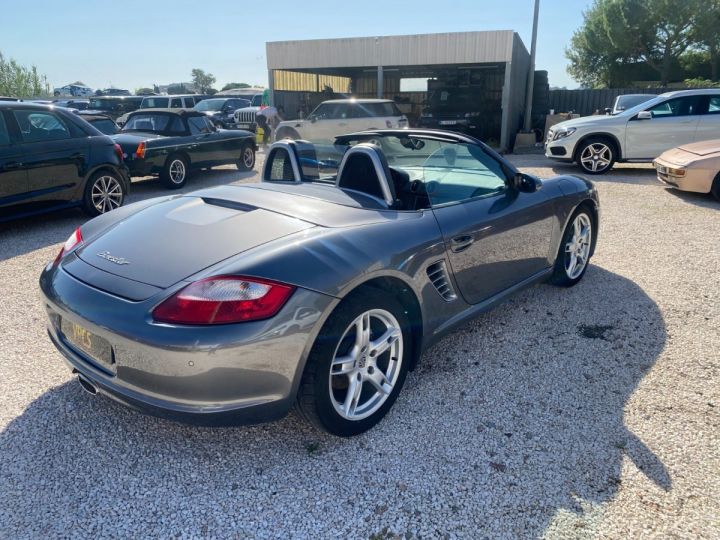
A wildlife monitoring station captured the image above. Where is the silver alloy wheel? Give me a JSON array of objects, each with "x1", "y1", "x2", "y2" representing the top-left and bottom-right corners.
[
  {"x1": 242, "y1": 147, "x2": 254, "y2": 168},
  {"x1": 565, "y1": 213, "x2": 592, "y2": 279},
  {"x1": 91, "y1": 175, "x2": 123, "y2": 213},
  {"x1": 580, "y1": 142, "x2": 612, "y2": 173},
  {"x1": 169, "y1": 159, "x2": 186, "y2": 184},
  {"x1": 329, "y1": 309, "x2": 403, "y2": 421}
]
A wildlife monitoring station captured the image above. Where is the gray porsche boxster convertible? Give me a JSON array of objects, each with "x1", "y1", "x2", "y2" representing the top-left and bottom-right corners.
[{"x1": 40, "y1": 129, "x2": 599, "y2": 436}]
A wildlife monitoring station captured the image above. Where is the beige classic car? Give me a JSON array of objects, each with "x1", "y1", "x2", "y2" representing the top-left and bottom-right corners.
[{"x1": 654, "y1": 140, "x2": 720, "y2": 200}]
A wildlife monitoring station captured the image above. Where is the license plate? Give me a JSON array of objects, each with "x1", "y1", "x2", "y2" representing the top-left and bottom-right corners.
[
  {"x1": 439, "y1": 120, "x2": 458, "y2": 125},
  {"x1": 61, "y1": 319, "x2": 114, "y2": 372},
  {"x1": 237, "y1": 123, "x2": 251, "y2": 129}
]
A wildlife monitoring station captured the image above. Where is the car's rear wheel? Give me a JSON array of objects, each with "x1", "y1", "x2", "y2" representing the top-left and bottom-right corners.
[
  {"x1": 236, "y1": 144, "x2": 256, "y2": 171},
  {"x1": 577, "y1": 138, "x2": 615, "y2": 174},
  {"x1": 296, "y1": 289, "x2": 411, "y2": 436},
  {"x1": 550, "y1": 207, "x2": 595, "y2": 287},
  {"x1": 160, "y1": 154, "x2": 189, "y2": 189},
  {"x1": 82, "y1": 171, "x2": 126, "y2": 216}
]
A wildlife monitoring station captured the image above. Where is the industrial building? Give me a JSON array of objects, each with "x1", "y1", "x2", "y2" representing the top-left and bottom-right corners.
[{"x1": 265, "y1": 30, "x2": 532, "y2": 151}]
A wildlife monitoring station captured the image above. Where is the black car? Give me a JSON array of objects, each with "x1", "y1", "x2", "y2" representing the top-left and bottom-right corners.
[
  {"x1": 193, "y1": 97, "x2": 251, "y2": 128},
  {"x1": 0, "y1": 102, "x2": 130, "y2": 222},
  {"x1": 53, "y1": 99, "x2": 90, "y2": 111},
  {"x1": 113, "y1": 109, "x2": 257, "y2": 188},
  {"x1": 77, "y1": 113, "x2": 120, "y2": 135},
  {"x1": 418, "y1": 87, "x2": 491, "y2": 139},
  {"x1": 86, "y1": 96, "x2": 144, "y2": 120}
]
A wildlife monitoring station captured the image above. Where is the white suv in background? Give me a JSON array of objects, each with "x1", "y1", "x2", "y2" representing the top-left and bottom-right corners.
[
  {"x1": 545, "y1": 89, "x2": 720, "y2": 174},
  {"x1": 274, "y1": 99, "x2": 408, "y2": 142}
]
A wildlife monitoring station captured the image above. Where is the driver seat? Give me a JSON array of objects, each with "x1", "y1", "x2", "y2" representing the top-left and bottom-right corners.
[{"x1": 336, "y1": 144, "x2": 401, "y2": 209}]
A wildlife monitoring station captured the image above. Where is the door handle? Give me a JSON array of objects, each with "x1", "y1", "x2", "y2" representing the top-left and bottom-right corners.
[
  {"x1": 3, "y1": 161, "x2": 24, "y2": 170},
  {"x1": 71, "y1": 153, "x2": 85, "y2": 159},
  {"x1": 450, "y1": 235, "x2": 474, "y2": 253}
]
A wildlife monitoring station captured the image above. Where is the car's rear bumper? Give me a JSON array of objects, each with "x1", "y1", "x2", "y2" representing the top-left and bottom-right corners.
[{"x1": 39, "y1": 263, "x2": 334, "y2": 426}]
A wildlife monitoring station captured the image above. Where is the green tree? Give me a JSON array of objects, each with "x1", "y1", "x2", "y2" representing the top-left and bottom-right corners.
[
  {"x1": 166, "y1": 83, "x2": 188, "y2": 95},
  {"x1": 221, "y1": 82, "x2": 251, "y2": 91},
  {"x1": 692, "y1": 0, "x2": 720, "y2": 80},
  {"x1": 135, "y1": 87, "x2": 155, "y2": 95},
  {"x1": 191, "y1": 68, "x2": 216, "y2": 93},
  {"x1": 567, "y1": 0, "x2": 701, "y2": 86},
  {"x1": 0, "y1": 51, "x2": 50, "y2": 97}
]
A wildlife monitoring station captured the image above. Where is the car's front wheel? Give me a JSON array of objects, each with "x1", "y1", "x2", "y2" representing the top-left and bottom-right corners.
[
  {"x1": 297, "y1": 289, "x2": 411, "y2": 436},
  {"x1": 82, "y1": 171, "x2": 126, "y2": 216},
  {"x1": 577, "y1": 138, "x2": 615, "y2": 174},
  {"x1": 160, "y1": 154, "x2": 189, "y2": 189},
  {"x1": 550, "y1": 207, "x2": 595, "y2": 286},
  {"x1": 237, "y1": 144, "x2": 256, "y2": 171}
]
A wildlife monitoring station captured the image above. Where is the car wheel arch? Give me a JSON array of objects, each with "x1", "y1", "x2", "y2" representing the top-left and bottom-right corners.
[
  {"x1": 338, "y1": 275, "x2": 424, "y2": 371},
  {"x1": 553, "y1": 198, "x2": 599, "y2": 261},
  {"x1": 83, "y1": 165, "x2": 129, "y2": 193},
  {"x1": 573, "y1": 133, "x2": 622, "y2": 162}
]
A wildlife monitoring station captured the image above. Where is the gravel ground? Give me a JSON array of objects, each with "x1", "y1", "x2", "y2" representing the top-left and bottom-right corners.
[{"x1": 0, "y1": 152, "x2": 718, "y2": 539}]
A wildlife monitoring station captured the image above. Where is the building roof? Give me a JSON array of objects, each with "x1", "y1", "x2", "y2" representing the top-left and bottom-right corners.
[{"x1": 267, "y1": 30, "x2": 525, "y2": 70}]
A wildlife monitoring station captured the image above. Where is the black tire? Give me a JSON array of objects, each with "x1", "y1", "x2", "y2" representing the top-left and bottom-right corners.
[
  {"x1": 160, "y1": 154, "x2": 189, "y2": 189},
  {"x1": 296, "y1": 289, "x2": 412, "y2": 437},
  {"x1": 81, "y1": 170, "x2": 126, "y2": 217},
  {"x1": 236, "y1": 144, "x2": 256, "y2": 171},
  {"x1": 550, "y1": 206, "x2": 595, "y2": 287},
  {"x1": 275, "y1": 127, "x2": 299, "y2": 141},
  {"x1": 575, "y1": 137, "x2": 616, "y2": 175},
  {"x1": 711, "y1": 173, "x2": 720, "y2": 201}
]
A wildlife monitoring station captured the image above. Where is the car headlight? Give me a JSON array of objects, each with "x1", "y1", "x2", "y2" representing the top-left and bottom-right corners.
[
  {"x1": 552, "y1": 127, "x2": 576, "y2": 141},
  {"x1": 464, "y1": 112, "x2": 481, "y2": 118}
]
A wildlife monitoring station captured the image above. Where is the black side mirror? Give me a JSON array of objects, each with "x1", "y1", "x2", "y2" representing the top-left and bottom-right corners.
[{"x1": 513, "y1": 172, "x2": 542, "y2": 193}]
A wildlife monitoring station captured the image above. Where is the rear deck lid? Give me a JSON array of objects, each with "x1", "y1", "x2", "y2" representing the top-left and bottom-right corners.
[{"x1": 76, "y1": 196, "x2": 314, "y2": 288}]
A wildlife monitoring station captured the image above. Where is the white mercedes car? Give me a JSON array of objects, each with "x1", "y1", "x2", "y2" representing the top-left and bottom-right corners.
[
  {"x1": 274, "y1": 99, "x2": 408, "y2": 142},
  {"x1": 545, "y1": 89, "x2": 720, "y2": 174}
]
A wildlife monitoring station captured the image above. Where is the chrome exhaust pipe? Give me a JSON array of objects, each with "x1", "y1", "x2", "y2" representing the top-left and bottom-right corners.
[{"x1": 77, "y1": 374, "x2": 98, "y2": 396}]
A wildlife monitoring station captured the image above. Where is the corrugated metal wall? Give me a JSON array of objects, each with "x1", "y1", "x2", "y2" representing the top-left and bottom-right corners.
[
  {"x1": 500, "y1": 33, "x2": 530, "y2": 151},
  {"x1": 267, "y1": 31, "x2": 516, "y2": 70},
  {"x1": 548, "y1": 88, "x2": 670, "y2": 116},
  {"x1": 273, "y1": 70, "x2": 351, "y2": 93}
]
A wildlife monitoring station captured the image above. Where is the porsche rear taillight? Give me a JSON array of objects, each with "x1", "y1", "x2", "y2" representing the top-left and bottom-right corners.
[
  {"x1": 134, "y1": 142, "x2": 146, "y2": 159},
  {"x1": 152, "y1": 276, "x2": 295, "y2": 325},
  {"x1": 53, "y1": 227, "x2": 83, "y2": 266}
]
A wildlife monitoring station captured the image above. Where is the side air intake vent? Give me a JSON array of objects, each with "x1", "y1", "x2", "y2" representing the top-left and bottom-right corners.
[{"x1": 426, "y1": 261, "x2": 457, "y2": 301}]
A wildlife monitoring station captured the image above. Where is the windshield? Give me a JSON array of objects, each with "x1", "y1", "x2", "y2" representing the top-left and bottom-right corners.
[
  {"x1": 141, "y1": 97, "x2": 169, "y2": 108},
  {"x1": 616, "y1": 94, "x2": 668, "y2": 117},
  {"x1": 89, "y1": 98, "x2": 121, "y2": 110},
  {"x1": 194, "y1": 99, "x2": 225, "y2": 111}
]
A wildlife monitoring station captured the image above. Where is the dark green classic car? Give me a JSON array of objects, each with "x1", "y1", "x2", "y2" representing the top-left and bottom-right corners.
[{"x1": 112, "y1": 108, "x2": 257, "y2": 188}]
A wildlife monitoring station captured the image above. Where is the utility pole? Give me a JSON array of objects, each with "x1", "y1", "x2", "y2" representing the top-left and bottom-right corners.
[{"x1": 523, "y1": 0, "x2": 540, "y2": 132}]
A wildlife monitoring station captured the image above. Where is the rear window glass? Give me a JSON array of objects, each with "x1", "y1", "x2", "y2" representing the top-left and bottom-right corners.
[
  {"x1": 141, "y1": 97, "x2": 169, "y2": 108},
  {"x1": 356, "y1": 102, "x2": 401, "y2": 117},
  {"x1": 124, "y1": 113, "x2": 171, "y2": 132}
]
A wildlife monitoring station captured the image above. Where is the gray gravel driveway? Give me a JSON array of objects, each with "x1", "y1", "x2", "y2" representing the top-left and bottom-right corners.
[{"x1": 0, "y1": 153, "x2": 717, "y2": 539}]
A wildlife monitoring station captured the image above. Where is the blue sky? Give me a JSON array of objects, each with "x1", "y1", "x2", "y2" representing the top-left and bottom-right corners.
[{"x1": 1, "y1": 0, "x2": 591, "y2": 91}]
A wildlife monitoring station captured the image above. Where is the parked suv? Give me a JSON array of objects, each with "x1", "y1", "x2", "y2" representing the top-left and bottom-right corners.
[
  {"x1": 232, "y1": 94, "x2": 264, "y2": 132},
  {"x1": 194, "y1": 97, "x2": 250, "y2": 128},
  {"x1": 0, "y1": 102, "x2": 129, "y2": 221},
  {"x1": 274, "y1": 99, "x2": 408, "y2": 142},
  {"x1": 87, "y1": 96, "x2": 143, "y2": 120},
  {"x1": 116, "y1": 95, "x2": 203, "y2": 127},
  {"x1": 418, "y1": 87, "x2": 487, "y2": 138},
  {"x1": 545, "y1": 89, "x2": 720, "y2": 174}
]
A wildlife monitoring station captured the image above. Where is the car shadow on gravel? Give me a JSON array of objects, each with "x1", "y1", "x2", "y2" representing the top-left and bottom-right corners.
[
  {"x1": 0, "y1": 168, "x2": 259, "y2": 262},
  {"x1": 0, "y1": 266, "x2": 670, "y2": 538},
  {"x1": 663, "y1": 187, "x2": 720, "y2": 209}
]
